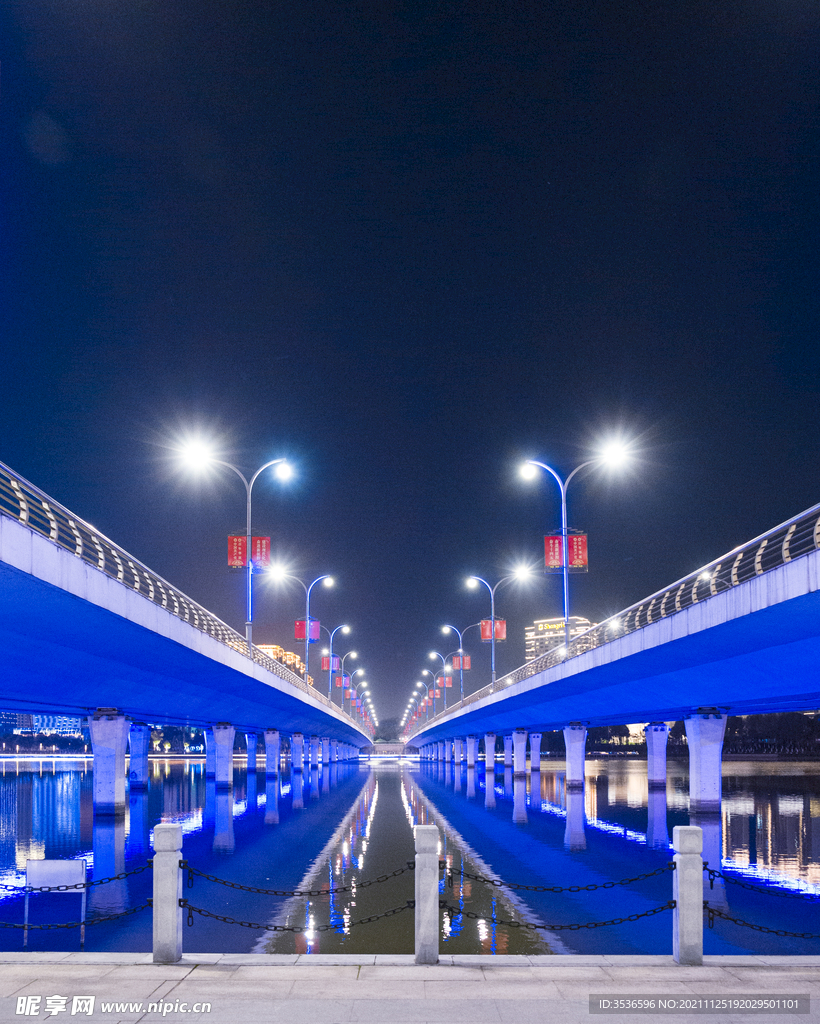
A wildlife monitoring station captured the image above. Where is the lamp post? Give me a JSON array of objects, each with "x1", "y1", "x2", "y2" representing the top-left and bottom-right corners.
[
  {"x1": 424, "y1": 654, "x2": 453, "y2": 711},
  {"x1": 178, "y1": 445, "x2": 293, "y2": 656},
  {"x1": 347, "y1": 666, "x2": 365, "y2": 716},
  {"x1": 267, "y1": 569, "x2": 334, "y2": 685},
  {"x1": 441, "y1": 623, "x2": 481, "y2": 702},
  {"x1": 520, "y1": 443, "x2": 631, "y2": 651},
  {"x1": 415, "y1": 680, "x2": 430, "y2": 720},
  {"x1": 321, "y1": 624, "x2": 350, "y2": 700},
  {"x1": 466, "y1": 568, "x2": 532, "y2": 684}
]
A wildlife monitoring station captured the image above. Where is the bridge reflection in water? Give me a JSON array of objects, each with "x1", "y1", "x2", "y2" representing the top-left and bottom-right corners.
[{"x1": 0, "y1": 758, "x2": 818, "y2": 955}]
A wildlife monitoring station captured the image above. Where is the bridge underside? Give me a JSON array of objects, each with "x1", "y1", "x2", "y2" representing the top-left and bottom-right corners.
[
  {"x1": 413, "y1": 589, "x2": 820, "y2": 742},
  {"x1": 0, "y1": 561, "x2": 367, "y2": 743}
]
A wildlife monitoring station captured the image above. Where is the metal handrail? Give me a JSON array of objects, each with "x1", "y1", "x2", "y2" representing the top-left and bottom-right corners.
[
  {"x1": 410, "y1": 500, "x2": 820, "y2": 737},
  {"x1": 0, "y1": 460, "x2": 370, "y2": 736}
]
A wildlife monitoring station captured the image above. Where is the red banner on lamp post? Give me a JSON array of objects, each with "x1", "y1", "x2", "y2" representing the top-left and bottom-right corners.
[
  {"x1": 295, "y1": 619, "x2": 321, "y2": 641},
  {"x1": 452, "y1": 655, "x2": 471, "y2": 670},
  {"x1": 228, "y1": 535, "x2": 247, "y2": 568},
  {"x1": 494, "y1": 619, "x2": 506, "y2": 641},
  {"x1": 322, "y1": 655, "x2": 341, "y2": 672},
  {"x1": 444, "y1": 676, "x2": 453, "y2": 687},
  {"x1": 251, "y1": 536, "x2": 270, "y2": 567},
  {"x1": 544, "y1": 535, "x2": 563, "y2": 570},
  {"x1": 568, "y1": 534, "x2": 589, "y2": 572},
  {"x1": 481, "y1": 619, "x2": 506, "y2": 641}
]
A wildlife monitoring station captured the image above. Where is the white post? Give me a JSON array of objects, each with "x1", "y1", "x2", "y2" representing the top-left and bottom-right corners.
[
  {"x1": 245, "y1": 732, "x2": 257, "y2": 773},
  {"x1": 673, "y1": 825, "x2": 703, "y2": 965},
  {"x1": 321, "y1": 737, "x2": 330, "y2": 765},
  {"x1": 513, "y1": 729, "x2": 528, "y2": 776},
  {"x1": 264, "y1": 730, "x2": 280, "y2": 774},
  {"x1": 484, "y1": 733, "x2": 496, "y2": 768},
  {"x1": 128, "y1": 723, "x2": 151, "y2": 790},
  {"x1": 152, "y1": 823, "x2": 182, "y2": 964},
  {"x1": 414, "y1": 824, "x2": 440, "y2": 965},
  {"x1": 563, "y1": 724, "x2": 587, "y2": 789},
  {"x1": 503, "y1": 734, "x2": 513, "y2": 767}
]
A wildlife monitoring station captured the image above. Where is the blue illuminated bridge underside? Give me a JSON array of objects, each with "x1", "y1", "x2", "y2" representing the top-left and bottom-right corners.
[{"x1": 411, "y1": 539, "x2": 820, "y2": 742}]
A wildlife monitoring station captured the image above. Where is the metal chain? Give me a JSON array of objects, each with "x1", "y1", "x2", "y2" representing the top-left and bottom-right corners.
[
  {"x1": 0, "y1": 862, "x2": 152, "y2": 894},
  {"x1": 180, "y1": 898, "x2": 415, "y2": 932},
  {"x1": 704, "y1": 902, "x2": 820, "y2": 939},
  {"x1": 449, "y1": 862, "x2": 674, "y2": 894},
  {"x1": 0, "y1": 902, "x2": 151, "y2": 929},
  {"x1": 704, "y1": 867, "x2": 820, "y2": 900},
  {"x1": 184, "y1": 860, "x2": 414, "y2": 896},
  {"x1": 438, "y1": 899, "x2": 676, "y2": 931}
]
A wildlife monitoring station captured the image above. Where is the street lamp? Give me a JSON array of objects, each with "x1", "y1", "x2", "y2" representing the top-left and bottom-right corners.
[
  {"x1": 177, "y1": 444, "x2": 293, "y2": 655},
  {"x1": 267, "y1": 568, "x2": 334, "y2": 685},
  {"x1": 423, "y1": 655, "x2": 452, "y2": 711},
  {"x1": 520, "y1": 441, "x2": 632, "y2": 650},
  {"x1": 321, "y1": 624, "x2": 351, "y2": 699},
  {"x1": 441, "y1": 623, "x2": 481, "y2": 702},
  {"x1": 465, "y1": 566, "x2": 533, "y2": 684}
]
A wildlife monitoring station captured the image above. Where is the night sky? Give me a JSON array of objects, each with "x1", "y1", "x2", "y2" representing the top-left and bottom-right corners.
[{"x1": 2, "y1": 0, "x2": 818, "y2": 736}]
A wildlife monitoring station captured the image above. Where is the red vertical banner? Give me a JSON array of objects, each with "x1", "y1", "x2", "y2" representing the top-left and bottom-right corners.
[
  {"x1": 494, "y1": 619, "x2": 507, "y2": 641},
  {"x1": 294, "y1": 619, "x2": 307, "y2": 640},
  {"x1": 445, "y1": 676, "x2": 453, "y2": 687},
  {"x1": 228, "y1": 535, "x2": 247, "y2": 568},
  {"x1": 480, "y1": 619, "x2": 493, "y2": 641},
  {"x1": 344, "y1": 688, "x2": 351, "y2": 698},
  {"x1": 308, "y1": 619, "x2": 321, "y2": 641},
  {"x1": 544, "y1": 535, "x2": 563, "y2": 570},
  {"x1": 334, "y1": 675, "x2": 343, "y2": 688},
  {"x1": 568, "y1": 534, "x2": 588, "y2": 571},
  {"x1": 434, "y1": 689, "x2": 441, "y2": 699},
  {"x1": 453, "y1": 655, "x2": 471, "y2": 670},
  {"x1": 321, "y1": 656, "x2": 330, "y2": 671},
  {"x1": 251, "y1": 536, "x2": 270, "y2": 567}
]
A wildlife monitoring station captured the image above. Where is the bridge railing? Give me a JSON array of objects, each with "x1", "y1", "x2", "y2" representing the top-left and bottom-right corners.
[
  {"x1": 0, "y1": 460, "x2": 369, "y2": 735},
  {"x1": 411, "y1": 500, "x2": 820, "y2": 735}
]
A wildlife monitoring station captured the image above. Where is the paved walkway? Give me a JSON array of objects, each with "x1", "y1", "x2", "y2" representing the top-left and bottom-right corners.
[{"x1": 0, "y1": 954, "x2": 817, "y2": 1023}]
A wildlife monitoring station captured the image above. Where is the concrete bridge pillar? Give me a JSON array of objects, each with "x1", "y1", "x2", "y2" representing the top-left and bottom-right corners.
[
  {"x1": 645, "y1": 723, "x2": 669, "y2": 787},
  {"x1": 321, "y1": 737, "x2": 330, "y2": 765},
  {"x1": 309, "y1": 735, "x2": 320, "y2": 768},
  {"x1": 213, "y1": 789, "x2": 235, "y2": 854},
  {"x1": 245, "y1": 733, "x2": 257, "y2": 773},
  {"x1": 204, "y1": 728, "x2": 215, "y2": 777},
  {"x1": 438, "y1": 741, "x2": 445, "y2": 761},
  {"x1": 292, "y1": 770, "x2": 304, "y2": 809},
  {"x1": 89, "y1": 710, "x2": 129, "y2": 815},
  {"x1": 503, "y1": 734, "x2": 513, "y2": 767},
  {"x1": 128, "y1": 723, "x2": 151, "y2": 789},
  {"x1": 685, "y1": 713, "x2": 727, "y2": 812},
  {"x1": 331, "y1": 739, "x2": 339, "y2": 762},
  {"x1": 484, "y1": 733, "x2": 496, "y2": 769},
  {"x1": 291, "y1": 733, "x2": 304, "y2": 771},
  {"x1": 563, "y1": 724, "x2": 587, "y2": 789},
  {"x1": 444, "y1": 740, "x2": 452, "y2": 764},
  {"x1": 466, "y1": 735, "x2": 478, "y2": 768},
  {"x1": 512, "y1": 729, "x2": 528, "y2": 776},
  {"x1": 213, "y1": 724, "x2": 235, "y2": 789},
  {"x1": 264, "y1": 730, "x2": 280, "y2": 774},
  {"x1": 529, "y1": 733, "x2": 542, "y2": 773}
]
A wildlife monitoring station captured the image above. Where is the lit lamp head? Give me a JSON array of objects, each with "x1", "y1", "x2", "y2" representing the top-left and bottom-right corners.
[
  {"x1": 598, "y1": 439, "x2": 632, "y2": 468},
  {"x1": 511, "y1": 564, "x2": 532, "y2": 581},
  {"x1": 267, "y1": 563, "x2": 289, "y2": 582},
  {"x1": 465, "y1": 577, "x2": 479, "y2": 589},
  {"x1": 273, "y1": 461, "x2": 294, "y2": 482},
  {"x1": 179, "y1": 440, "x2": 215, "y2": 471},
  {"x1": 341, "y1": 625, "x2": 351, "y2": 635},
  {"x1": 519, "y1": 461, "x2": 539, "y2": 480},
  {"x1": 322, "y1": 577, "x2": 335, "y2": 589}
]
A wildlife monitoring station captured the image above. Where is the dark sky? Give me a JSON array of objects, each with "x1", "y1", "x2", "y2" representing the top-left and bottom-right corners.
[{"x1": 1, "y1": 0, "x2": 818, "y2": 736}]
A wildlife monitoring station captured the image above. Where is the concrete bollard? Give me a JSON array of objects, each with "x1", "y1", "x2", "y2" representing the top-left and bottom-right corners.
[
  {"x1": 673, "y1": 825, "x2": 703, "y2": 965},
  {"x1": 414, "y1": 824, "x2": 440, "y2": 965},
  {"x1": 152, "y1": 823, "x2": 183, "y2": 964}
]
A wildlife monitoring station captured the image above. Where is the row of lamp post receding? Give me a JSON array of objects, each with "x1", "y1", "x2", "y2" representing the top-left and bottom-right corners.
[
  {"x1": 402, "y1": 442, "x2": 632, "y2": 734},
  {"x1": 176, "y1": 442, "x2": 378, "y2": 732}
]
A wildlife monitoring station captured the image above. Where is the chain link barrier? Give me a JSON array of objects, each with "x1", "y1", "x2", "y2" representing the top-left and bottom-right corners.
[
  {"x1": 0, "y1": 862, "x2": 152, "y2": 894},
  {"x1": 180, "y1": 897, "x2": 414, "y2": 932},
  {"x1": 704, "y1": 902, "x2": 820, "y2": 940},
  {"x1": 0, "y1": 903, "x2": 151, "y2": 930},
  {"x1": 448, "y1": 862, "x2": 674, "y2": 893},
  {"x1": 439, "y1": 899, "x2": 676, "y2": 932},
  {"x1": 184, "y1": 860, "x2": 414, "y2": 897},
  {"x1": 704, "y1": 865, "x2": 820, "y2": 900}
]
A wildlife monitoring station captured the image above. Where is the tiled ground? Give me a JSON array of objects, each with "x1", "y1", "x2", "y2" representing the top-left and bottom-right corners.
[{"x1": 0, "y1": 954, "x2": 817, "y2": 1024}]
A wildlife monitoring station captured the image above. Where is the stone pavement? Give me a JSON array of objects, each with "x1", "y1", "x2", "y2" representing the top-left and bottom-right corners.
[{"x1": 0, "y1": 954, "x2": 817, "y2": 1024}]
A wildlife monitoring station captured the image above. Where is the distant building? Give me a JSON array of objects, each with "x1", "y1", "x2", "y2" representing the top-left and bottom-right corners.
[{"x1": 525, "y1": 616, "x2": 596, "y2": 661}]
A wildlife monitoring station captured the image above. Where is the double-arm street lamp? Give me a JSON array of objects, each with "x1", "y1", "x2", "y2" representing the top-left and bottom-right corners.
[
  {"x1": 267, "y1": 569, "x2": 334, "y2": 685},
  {"x1": 466, "y1": 567, "x2": 533, "y2": 684},
  {"x1": 321, "y1": 623, "x2": 351, "y2": 699},
  {"x1": 520, "y1": 442, "x2": 631, "y2": 651},
  {"x1": 441, "y1": 622, "x2": 481, "y2": 702},
  {"x1": 178, "y1": 444, "x2": 293, "y2": 656}
]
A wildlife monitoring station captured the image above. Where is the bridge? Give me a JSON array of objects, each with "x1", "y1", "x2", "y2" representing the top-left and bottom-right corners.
[
  {"x1": 0, "y1": 461, "x2": 370, "y2": 813},
  {"x1": 407, "y1": 501, "x2": 820, "y2": 813}
]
